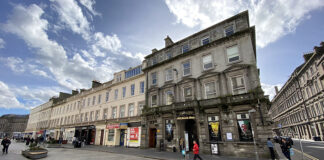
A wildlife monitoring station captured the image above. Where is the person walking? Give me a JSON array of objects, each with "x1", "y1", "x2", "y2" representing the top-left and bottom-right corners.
[
  {"x1": 25, "y1": 136, "x2": 30, "y2": 146},
  {"x1": 1, "y1": 137, "x2": 11, "y2": 154},
  {"x1": 193, "y1": 140, "x2": 203, "y2": 160},
  {"x1": 267, "y1": 138, "x2": 275, "y2": 160},
  {"x1": 280, "y1": 138, "x2": 291, "y2": 160}
]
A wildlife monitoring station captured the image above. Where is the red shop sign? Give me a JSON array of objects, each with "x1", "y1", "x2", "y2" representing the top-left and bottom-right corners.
[
  {"x1": 106, "y1": 123, "x2": 119, "y2": 129},
  {"x1": 130, "y1": 128, "x2": 139, "y2": 141}
]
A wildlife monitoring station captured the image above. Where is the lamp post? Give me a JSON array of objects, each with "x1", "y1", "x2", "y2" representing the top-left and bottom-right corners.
[{"x1": 248, "y1": 108, "x2": 259, "y2": 160}]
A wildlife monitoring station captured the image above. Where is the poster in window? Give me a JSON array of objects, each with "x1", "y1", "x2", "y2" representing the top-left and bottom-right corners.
[
  {"x1": 208, "y1": 122, "x2": 221, "y2": 141},
  {"x1": 130, "y1": 127, "x2": 139, "y2": 143},
  {"x1": 165, "y1": 122, "x2": 173, "y2": 142},
  {"x1": 238, "y1": 120, "x2": 253, "y2": 141}
]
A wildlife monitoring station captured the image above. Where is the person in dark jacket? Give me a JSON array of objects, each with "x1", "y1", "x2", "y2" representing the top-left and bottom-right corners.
[
  {"x1": 280, "y1": 138, "x2": 291, "y2": 160},
  {"x1": 25, "y1": 136, "x2": 30, "y2": 146},
  {"x1": 1, "y1": 137, "x2": 11, "y2": 154},
  {"x1": 193, "y1": 140, "x2": 203, "y2": 160}
]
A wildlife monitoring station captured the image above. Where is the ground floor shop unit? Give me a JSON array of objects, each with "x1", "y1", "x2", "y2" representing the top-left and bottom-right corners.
[
  {"x1": 75, "y1": 125, "x2": 96, "y2": 145},
  {"x1": 141, "y1": 93, "x2": 273, "y2": 158}
]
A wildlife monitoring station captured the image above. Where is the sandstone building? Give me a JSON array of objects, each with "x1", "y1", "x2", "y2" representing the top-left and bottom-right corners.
[
  {"x1": 269, "y1": 42, "x2": 324, "y2": 140},
  {"x1": 0, "y1": 114, "x2": 29, "y2": 138}
]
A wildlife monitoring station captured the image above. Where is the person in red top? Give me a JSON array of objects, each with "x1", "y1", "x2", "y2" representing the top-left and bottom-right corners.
[{"x1": 193, "y1": 140, "x2": 203, "y2": 160}]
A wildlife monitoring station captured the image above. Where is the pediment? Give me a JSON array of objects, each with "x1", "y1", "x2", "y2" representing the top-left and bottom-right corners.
[
  {"x1": 197, "y1": 71, "x2": 220, "y2": 80},
  {"x1": 223, "y1": 64, "x2": 251, "y2": 73}
]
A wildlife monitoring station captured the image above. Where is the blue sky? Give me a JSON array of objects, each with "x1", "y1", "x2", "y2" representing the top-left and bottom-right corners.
[{"x1": 0, "y1": 0, "x2": 324, "y2": 116}]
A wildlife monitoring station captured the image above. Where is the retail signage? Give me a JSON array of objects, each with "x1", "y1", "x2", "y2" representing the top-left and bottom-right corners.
[
  {"x1": 211, "y1": 144, "x2": 219, "y2": 155},
  {"x1": 226, "y1": 132, "x2": 233, "y2": 141},
  {"x1": 176, "y1": 116, "x2": 195, "y2": 120},
  {"x1": 106, "y1": 123, "x2": 120, "y2": 129},
  {"x1": 130, "y1": 127, "x2": 139, "y2": 142},
  {"x1": 120, "y1": 123, "x2": 128, "y2": 129}
]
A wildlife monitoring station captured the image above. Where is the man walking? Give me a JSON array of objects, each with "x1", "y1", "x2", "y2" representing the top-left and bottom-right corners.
[
  {"x1": 1, "y1": 137, "x2": 11, "y2": 154},
  {"x1": 267, "y1": 138, "x2": 275, "y2": 159},
  {"x1": 193, "y1": 140, "x2": 203, "y2": 160},
  {"x1": 280, "y1": 138, "x2": 291, "y2": 160}
]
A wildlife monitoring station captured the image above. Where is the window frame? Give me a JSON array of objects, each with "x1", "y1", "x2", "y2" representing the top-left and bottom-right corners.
[
  {"x1": 131, "y1": 84, "x2": 135, "y2": 96},
  {"x1": 165, "y1": 68, "x2": 173, "y2": 81},
  {"x1": 182, "y1": 60, "x2": 191, "y2": 76},
  {"x1": 151, "y1": 94, "x2": 157, "y2": 107},
  {"x1": 224, "y1": 24, "x2": 235, "y2": 37},
  {"x1": 182, "y1": 44, "x2": 190, "y2": 53},
  {"x1": 226, "y1": 44, "x2": 240, "y2": 63},
  {"x1": 151, "y1": 72, "x2": 157, "y2": 85},
  {"x1": 204, "y1": 81, "x2": 217, "y2": 99},
  {"x1": 230, "y1": 75, "x2": 246, "y2": 95},
  {"x1": 165, "y1": 90, "x2": 174, "y2": 105},
  {"x1": 201, "y1": 36, "x2": 210, "y2": 45},
  {"x1": 202, "y1": 54, "x2": 213, "y2": 70}
]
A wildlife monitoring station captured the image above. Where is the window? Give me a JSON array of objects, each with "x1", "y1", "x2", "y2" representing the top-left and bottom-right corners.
[
  {"x1": 151, "y1": 72, "x2": 157, "y2": 85},
  {"x1": 165, "y1": 68, "x2": 173, "y2": 81},
  {"x1": 87, "y1": 98, "x2": 90, "y2": 106},
  {"x1": 205, "y1": 82, "x2": 216, "y2": 99},
  {"x1": 125, "y1": 66, "x2": 142, "y2": 79},
  {"x1": 122, "y1": 87, "x2": 126, "y2": 98},
  {"x1": 112, "y1": 107, "x2": 117, "y2": 118},
  {"x1": 165, "y1": 91, "x2": 174, "y2": 105},
  {"x1": 231, "y1": 75, "x2": 246, "y2": 94},
  {"x1": 225, "y1": 25, "x2": 234, "y2": 36},
  {"x1": 90, "y1": 111, "x2": 94, "y2": 121},
  {"x1": 184, "y1": 87, "x2": 192, "y2": 101},
  {"x1": 166, "y1": 52, "x2": 172, "y2": 60},
  {"x1": 92, "y1": 96, "x2": 96, "y2": 105},
  {"x1": 85, "y1": 112, "x2": 88, "y2": 122},
  {"x1": 202, "y1": 55, "x2": 213, "y2": 70},
  {"x1": 128, "y1": 104, "x2": 134, "y2": 117},
  {"x1": 120, "y1": 105, "x2": 125, "y2": 118},
  {"x1": 108, "y1": 129, "x2": 114, "y2": 141},
  {"x1": 183, "y1": 61, "x2": 191, "y2": 76},
  {"x1": 95, "y1": 110, "x2": 100, "y2": 120},
  {"x1": 165, "y1": 119, "x2": 174, "y2": 142},
  {"x1": 103, "y1": 108, "x2": 108, "y2": 119},
  {"x1": 227, "y1": 45, "x2": 239, "y2": 63},
  {"x1": 116, "y1": 74, "x2": 122, "y2": 82},
  {"x1": 138, "y1": 103, "x2": 144, "y2": 115},
  {"x1": 151, "y1": 95, "x2": 157, "y2": 107},
  {"x1": 208, "y1": 116, "x2": 221, "y2": 141},
  {"x1": 140, "y1": 81, "x2": 145, "y2": 93},
  {"x1": 201, "y1": 37, "x2": 210, "y2": 45},
  {"x1": 98, "y1": 94, "x2": 101, "y2": 104},
  {"x1": 114, "y1": 89, "x2": 118, "y2": 100},
  {"x1": 182, "y1": 44, "x2": 189, "y2": 53},
  {"x1": 237, "y1": 113, "x2": 253, "y2": 141},
  {"x1": 315, "y1": 81, "x2": 320, "y2": 93},
  {"x1": 105, "y1": 91, "x2": 109, "y2": 102},
  {"x1": 80, "y1": 113, "x2": 83, "y2": 122},
  {"x1": 131, "y1": 84, "x2": 135, "y2": 96},
  {"x1": 152, "y1": 57, "x2": 157, "y2": 65}
]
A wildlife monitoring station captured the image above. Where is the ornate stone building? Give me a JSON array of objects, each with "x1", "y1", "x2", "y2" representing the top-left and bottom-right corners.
[
  {"x1": 0, "y1": 114, "x2": 29, "y2": 138},
  {"x1": 269, "y1": 42, "x2": 324, "y2": 140},
  {"x1": 140, "y1": 11, "x2": 272, "y2": 158}
]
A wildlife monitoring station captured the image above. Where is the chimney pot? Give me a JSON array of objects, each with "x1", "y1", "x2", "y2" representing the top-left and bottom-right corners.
[{"x1": 164, "y1": 35, "x2": 173, "y2": 47}]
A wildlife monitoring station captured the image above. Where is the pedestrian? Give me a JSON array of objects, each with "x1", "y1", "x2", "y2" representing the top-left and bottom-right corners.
[
  {"x1": 26, "y1": 136, "x2": 30, "y2": 146},
  {"x1": 179, "y1": 137, "x2": 185, "y2": 157},
  {"x1": 267, "y1": 138, "x2": 275, "y2": 160},
  {"x1": 30, "y1": 137, "x2": 34, "y2": 144},
  {"x1": 280, "y1": 138, "x2": 291, "y2": 160},
  {"x1": 1, "y1": 137, "x2": 11, "y2": 154},
  {"x1": 193, "y1": 140, "x2": 203, "y2": 160}
]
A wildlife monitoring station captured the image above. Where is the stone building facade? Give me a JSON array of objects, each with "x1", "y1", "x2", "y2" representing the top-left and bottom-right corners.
[
  {"x1": 140, "y1": 11, "x2": 272, "y2": 158},
  {"x1": 269, "y1": 42, "x2": 324, "y2": 140},
  {"x1": 0, "y1": 114, "x2": 29, "y2": 138},
  {"x1": 26, "y1": 65, "x2": 145, "y2": 147}
]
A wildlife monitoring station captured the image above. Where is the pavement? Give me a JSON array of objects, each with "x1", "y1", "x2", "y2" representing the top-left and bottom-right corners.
[
  {"x1": 291, "y1": 139, "x2": 322, "y2": 160},
  {"x1": 274, "y1": 140, "x2": 320, "y2": 160}
]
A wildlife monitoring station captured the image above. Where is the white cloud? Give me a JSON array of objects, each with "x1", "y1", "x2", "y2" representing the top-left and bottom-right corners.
[
  {"x1": 91, "y1": 32, "x2": 122, "y2": 57},
  {"x1": 1, "y1": 57, "x2": 25, "y2": 73},
  {"x1": 261, "y1": 83, "x2": 283, "y2": 100},
  {"x1": 165, "y1": 0, "x2": 324, "y2": 48},
  {"x1": 79, "y1": 0, "x2": 101, "y2": 16},
  {"x1": 0, "y1": 81, "x2": 24, "y2": 109},
  {"x1": 0, "y1": 38, "x2": 5, "y2": 48}
]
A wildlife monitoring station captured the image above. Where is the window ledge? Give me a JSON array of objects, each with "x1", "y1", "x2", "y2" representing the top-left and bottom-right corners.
[{"x1": 226, "y1": 60, "x2": 243, "y2": 66}]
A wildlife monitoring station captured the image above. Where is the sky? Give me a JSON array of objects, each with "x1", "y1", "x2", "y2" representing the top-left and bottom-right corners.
[{"x1": 0, "y1": 0, "x2": 324, "y2": 116}]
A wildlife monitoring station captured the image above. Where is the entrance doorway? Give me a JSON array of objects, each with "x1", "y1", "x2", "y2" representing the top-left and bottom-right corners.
[
  {"x1": 100, "y1": 129, "x2": 104, "y2": 145},
  {"x1": 120, "y1": 129, "x2": 125, "y2": 146},
  {"x1": 149, "y1": 128, "x2": 157, "y2": 148},
  {"x1": 178, "y1": 119, "x2": 197, "y2": 151}
]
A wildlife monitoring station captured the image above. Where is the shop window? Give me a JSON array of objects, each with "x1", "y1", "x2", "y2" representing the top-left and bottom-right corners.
[
  {"x1": 231, "y1": 75, "x2": 246, "y2": 95},
  {"x1": 226, "y1": 45, "x2": 239, "y2": 63},
  {"x1": 151, "y1": 95, "x2": 157, "y2": 107},
  {"x1": 128, "y1": 104, "x2": 134, "y2": 117},
  {"x1": 205, "y1": 82, "x2": 216, "y2": 99},
  {"x1": 108, "y1": 130, "x2": 115, "y2": 141},
  {"x1": 120, "y1": 105, "x2": 125, "y2": 118},
  {"x1": 202, "y1": 54, "x2": 213, "y2": 70},
  {"x1": 165, "y1": 119, "x2": 174, "y2": 142},
  {"x1": 184, "y1": 87, "x2": 192, "y2": 101},
  {"x1": 208, "y1": 116, "x2": 221, "y2": 141},
  {"x1": 165, "y1": 91, "x2": 174, "y2": 105},
  {"x1": 237, "y1": 113, "x2": 253, "y2": 141}
]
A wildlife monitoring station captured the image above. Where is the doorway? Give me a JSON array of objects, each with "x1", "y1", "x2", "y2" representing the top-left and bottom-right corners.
[
  {"x1": 100, "y1": 129, "x2": 104, "y2": 145},
  {"x1": 178, "y1": 119, "x2": 197, "y2": 151},
  {"x1": 149, "y1": 128, "x2": 157, "y2": 148},
  {"x1": 120, "y1": 129, "x2": 125, "y2": 146}
]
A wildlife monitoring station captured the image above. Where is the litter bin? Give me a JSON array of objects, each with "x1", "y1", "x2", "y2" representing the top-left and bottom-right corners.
[{"x1": 159, "y1": 139, "x2": 164, "y2": 152}]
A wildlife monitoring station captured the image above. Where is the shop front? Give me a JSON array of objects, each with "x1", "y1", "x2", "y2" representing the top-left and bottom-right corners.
[
  {"x1": 75, "y1": 125, "x2": 96, "y2": 145},
  {"x1": 63, "y1": 128, "x2": 75, "y2": 143},
  {"x1": 126, "y1": 122, "x2": 141, "y2": 147},
  {"x1": 105, "y1": 122, "x2": 141, "y2": 147}
]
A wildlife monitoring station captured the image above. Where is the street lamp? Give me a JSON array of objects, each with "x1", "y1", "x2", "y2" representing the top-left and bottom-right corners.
[{"x1": 248, "y1": 109, "x2": 259, "y2": 160}]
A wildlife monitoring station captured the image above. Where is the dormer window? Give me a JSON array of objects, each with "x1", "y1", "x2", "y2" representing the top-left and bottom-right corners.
[
  {"x1": 166, "y1": 52, "x2": 172, "y2": 60},
  {"x1": 152, "y1": 57, "x2": 157, "y2": 65},
  {"x1": 201, "y1": 37, "x2": 210, "y2": 45},
  {"x1": 182, "y1": 44, "x2": 190, "y2": 53},
  {"x1": 225, "y1": 25, "x2": 234, "y2": 36}
]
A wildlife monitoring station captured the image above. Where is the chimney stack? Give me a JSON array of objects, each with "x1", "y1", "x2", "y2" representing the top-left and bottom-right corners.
[
  {"x1": 152, "y1": 48, "x2": 158, "y2": 53},
  {"x1": 274, "y1": 86, "x2": 279, "y2": 95},
  {"x1": 72, "y1": 90, "x2": 79, "y2": 95},
  {"x1": 164, "y1": 35, "x2": 173, "y2": 47},
  {"x1": 92, "y1": 80, "x2": 102, "y2": 88}
]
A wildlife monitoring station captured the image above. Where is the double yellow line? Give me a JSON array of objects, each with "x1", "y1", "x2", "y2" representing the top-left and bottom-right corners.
[{"x1": 293, "y1": 148, "x2": 319, "y2": 160}]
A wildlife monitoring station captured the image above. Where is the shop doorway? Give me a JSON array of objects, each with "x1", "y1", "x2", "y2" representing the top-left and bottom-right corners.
[
  {"x1": 100, "y1": 129, "x2": 104, "y2": 145},
  {"x1": 149, "y1": 128, "x2": 157, "y2": 148},
  {"x1": 178, "y1": 119, "x2": 198, "y2": 151},
  {"x1": 120, "y1": 129, "x2": 125, "y2": 146}
]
